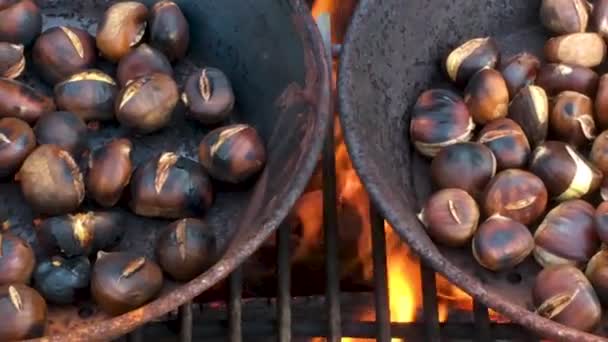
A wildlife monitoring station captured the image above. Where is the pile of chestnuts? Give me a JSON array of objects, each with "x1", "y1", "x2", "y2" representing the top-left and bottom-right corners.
[
  {"x1": 0, "y1": 0, "x2": 267, "y2": 339},
  {"x1": 411, "y1": 0, "x2": 608, "y2": 333}
]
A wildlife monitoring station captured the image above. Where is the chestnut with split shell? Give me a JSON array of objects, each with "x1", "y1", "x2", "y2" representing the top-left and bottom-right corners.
[
  {"x1": 182, "y1": 68, "x2": 235, "y2": 125},
  {"x1": 0, "y1": 0, "x2": 41, "y2": 47},
  {"x1": 86, "y1": 139, "x2": 133, "y2": 207},
  {"x1": 0, "y1": 117, "x2": 34, "y2": 178},
  {"x1": 148, "y1": 0, "x2": 190, "y2": 62},
  {"x1": 444, "y1": 37, "x2": 499, "y2": 86},
  {"x1": 54, "y1": 70, "x2": 118, "y2": 122},
  {"x1": 116, "y1": 43, "x2": 172, "y2": 87},
  {"x1": 96, "y1": 1, "x2": 148, "y2": 62},
  {"x1": 0, "y1": 78, "x2": 55, "y2": 123},
  {"x1": 535, "y1": 63, "x2": 598, "y2": 97},
  {"x1": 0, "y1": 43, "x2": 24, "y2": 79},
  {"x1": 0, "y1": 232, "x2": 35, "y2": 285},
  {"x1": 590, "y1": 130, "x2": 608, "y2": 174},
  {"x1": 499, "y1": 52, "x2": 540, "y2": 97},
  {"x1": 508, "y1": 85, "x2": 548, "y2": 147},
  {"x1": 0, "y1": 284, "x2": 47, "y2": 340},
  {"x1": 477, "y1": 118, "x2": 530, "y2": 170},
  {"x1": 464, "y1": 68, "x2": 509, "y2": 124},
  {"x1": 544, "y1": 33, "x2": 606, "y2": 68},
  {"x1": 549, "y1": 91, "x2": 595, "y2": 148},
  {"x1": 540, "y1": 0, "x2": 588, "y2": 34}
]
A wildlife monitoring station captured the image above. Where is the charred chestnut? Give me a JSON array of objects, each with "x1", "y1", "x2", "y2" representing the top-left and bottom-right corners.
[
  {"x1": 0, "y1": 117, "x2": 34, "y2": 178},
  {"x1": 483, "y1": 169, "x2": 548, "y2": 225},
  {"x1": 445, "y1": 37, "x2": 499, "y2": 86},
  {"x1": 592, "y1": 0, "x2": 608, "y2": 38},
  {"x1": 595, "y1": 201, "x2": 608, "y2": 244},
  {"x1": 586, "y1": 250, "x2": 608, "y2": 304},
  {"x1": 409, "y1": 89, "x2": 474, "y2": 157},
  {"x1": 115, "y1": 73, "x2": 179, "y2": 133},
  {"x1": 544, "y1": 33, "x2": 606, "y2": 67},
  {"x1": 34, "y1": 111, "x2": 87, "y2": 157},
  {"x1": 183, "y1": 68, "x2": 235, "y2": 125},
  {"x1": 54, "y1": 70, "x2": 118, "y2": 122},
  {"x1": 508, "y1": 85, "x2": 549, "y2": 147},
  {"x1": 96, "y1": 1, "x2": 148, "y2": 62},
  {"x1": 0, "y1": 0, "x2": 41, "y2": 46},
  {"x1": 595, "y1": 74, "x2": 608, "y2": 130},
  {"x1": 591, "y1": 131, "x2": 608, "y2": 174},
  {"x1": 0, "y1": 284, "x2": 46, "y2": 340},
  {"x1": 130, "y1": 152, "x2": 214, "y2": 219},
  {"x1": 477, "y1": 118, "x2": 530, "y2": 170},
  {"x1": 464, "y1": 68, "x2": 509, "y2": 124},
  {"x1": 0, "y1": 43, "x2": 24, "y2": 79},
  {"x1": 116, "y1": 43, "x2": 172, "y2": 87},
  {"x1": 540, "y1": 0, "x2": 588, "y2": 34},
  {"x1": 33, "y1": 255, "x2": 90, "y2": 304},
  {"x1": 32, "y1": 26, "x2": 96, "y2": 85},
  {"x1": 549, "y1": 91, "x2": 595, "y2": 147},
  {"x1": 417, "y1": 188, "x2": 479, "y2": 247},
  {"x1": 536, "y1": 63, "x2": 598, "y2": 97},
  {"x1": 87, "y1": 139, "x2": 133, "y2": 207},
  {"x1": 148, "y1": 1, "x2": 189, "y2": 62},
  {"x1": 0, "y1": 78, "x2": 55, "y2": 123},
  {"x1": 533, "y1": 265, "x2": 601, "y2": 332},
  {"x1": 18, "y1": 145, "x2": 84, "y2": 215},
  {"x1": 499, "y1": 52, "x2": 540, "y2": 97},
  {"x1": 199, "y1": 124, "x2": 267, "y2": 184},
  {"x1": 0, "y1": 232, "x2": 34, "y2": 285},
  {"x1": 91, "y1": 252, "x2": 163, "y2": 315},
  {"x1": 529, "y1": 141, "x2": 602, "y2": 200}
]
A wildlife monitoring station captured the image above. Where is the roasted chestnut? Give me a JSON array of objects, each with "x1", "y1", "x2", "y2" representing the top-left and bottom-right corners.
[
  {"x1": 508, "y1": 85, "x2": 548, "y2": 147},
  {"x1": 540, "y1": 0, "x2": 588, "y2": 34},
  {"x1": 91, "y1": 252, "x2": 163, "y2": 315},
  {"x1": 54, "y1": 70, "x2": 118, "y2": 122},
  {"x1": 445, "y1": 37, "x2": 499, "y2": 86},
  {"x1": 33, "y1": 255, "x2": 90, "y2": 304},
  {"x1": 483, "y1": 169, "x2": 548, "y2": 225},
  {"x1": 586, "y1": 250, "x2": 608, "y2": 305},
  {"x1": 0, "y1": 42, "x2": 24, "y2": 79},
  {"x1": 499, "y1": 52, "x2": 540, "y2": 97},
  {"x1": 130, "y1": 152, "x2": 214, "y2": 219},
  {"x1": 595, "y1": 74, "x2": 608, "y2": 130},
  {"x1": 183, "y1": 68, "x2": 235, "y2": 125},
  {"x1": 156, "y1": 218, "x2": 219, "y2": 281},
  {"x1": 430, "y1": 142, "x2": 496, "y2": 198},
  {"x1": 34, "y1": 111, "x2": 87, "y2": 157},
  {"x1": 32, "y1": 26, "x2": 96, "y2": 85},
  {"x1": 0, "y1": 232, "x2": 34, "y2": 285},
  {"x1": 529, "y1": 141, "x2": 602, "y2": 200},
  {"x1": 0, "y1": 284, "x2": 46, "y2": 340},
  {"x1": 115, "y1": 73, "x2": 179, "y2": 133},
  {"x1": 533, "y1": 265, "x2": 601, "y2": 332},
  {"x1": 148, "y1": 0, "x2": 189, "y2": 62},
  {"x1": 591, "y1": 131, "x2": 608, "y2": 174},
  {"x1": 199, "y1": 124, "x2": 267, "y2": 184},
  {"x1": 595, "y1": 201, "x2": 608, "y2": 244},
  {"x1": 0, "y1": 117, "x2": 35, "y2": 178},
  {"x1": 417, "y1": 188, "x2": 479, "y2": 247},
  {"x1": 0, "y1": 78, "x2": 55, "y2": 123},
  {"x1": 116, "y1": 43, "x2": 172, "y2": 87},
  {"x1": 535, "y1": 63, "x2": 598, "y2": 97},
  {"x1": 0, "y1": 0, "x2": 41, "y2": 46},
  {"x1": 549, "y1": 91, "x2": 595, "y2": 148},
  {"x1": 592, "y1": 0, "x2": 608, "y2": 38},
  {"x1": 17, "y1": 145, "x2": 84, "y2": 215},
  {"x1": 477, "y1": 118, "x2": 530, "y2": 170},
  {"x1": 87, "y1": 139, "x2": 133, "y2": 207},
  {"x1": 463, "y1": 68, "x2": 509, "y2": 124},
  {"x1": 409, "y1": 89, "x2": 474, "y2": 157},
  {"x1": 96, "y1": 1, "x2": 148, "y2": 62},
  {"x1": 544, "y1": 33, "x2": 606, "y2": 67}
]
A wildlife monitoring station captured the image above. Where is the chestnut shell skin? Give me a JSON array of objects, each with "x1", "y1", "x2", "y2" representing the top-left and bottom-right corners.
[
  {"x1": 33, "y1": 255, "x2": 90, "y2": 305},
  {"x1": 0, "y1": 42, "x2": 25, "y2": 79},
  {"x1": 540, "y1": 0, "x2": 588, "y2": 34},
  {"x1": 464, "y1": 68, "x2": 509, "y2": 124},
  {"x1": 96, "y1": 1, "x2": 148, "y2": 62},
  {"x1": 54, "y1": 70, "x2": 118, "y2": 122},
  {"x1": 33, "y1": 111, "x2": 88, "y2": 157},
  {"x1": 183, "y1": 68, "x2": 235, "y2": 125},
  {"x1": 0, "y1": 0, "x2": 41, "y2": 47},
  {"x1": 549, "y1": 91, "x2": 595, "y2": 148},
  {"x1": 148, "y1": 1, "x2": 190, "y2": 62},
  {"x1": 0, "y1": 117, "x2": 35, "y2": 178},
  {"x1": 595, "y1": 74, "x2": 608, "y2": 130},
  {"x1": 116, "y1": 44, "x2": 173, "y2": 87},
  {"x1": 86, "y1": 139, "x2": 133, "y2": 207},
  {"x1": 595, "y1": 201, "x2": 608, "y2": 244},
  {"x1": 444, "y1": 37, "x2": 499, "y2": 86},
  {"x1": 0, "y1": 78, "x2": 56, "y2": 123},
  {"x1": 0, "y1": 284, "x2": 47, "y2": 341},
  {"x1": 499, "y1": 52, "x2": 540, "y2": 98},
  {"x1": 535, "y1": 63, "x2": 598, "y2": 97},
  {"x1": 594, "y1": 0, "x2": 608, "y2": 39},
  {"x1": 477, "y1": 118, "x2": 530, "y2": 170},
  {"x1": 586, "y1": 249, "x2": 608, "y2": 305},
  {"x1": 508, "y1": 85, "x2": 549, "y2": 147},
  {"x1": 544, "y1": 33, "x2": 606, "y2": 68},
  {"x1": 590, "y1": 130, "x2": 608, "y2": 174},
  {"x1": 0, "y1": 232, "x2": 35, "y2": 285}
]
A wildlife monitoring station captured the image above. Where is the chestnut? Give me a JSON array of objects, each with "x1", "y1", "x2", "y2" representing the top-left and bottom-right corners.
[
  {"x1": 0, "y1": 117, "x2": 35, "y2": 178},
  {"x1": 591, "y1": 131, "x2": 608, "y2": 174},
  {"x1": 533, "y1": 265, "x2": 601, "y2": 332},
  {"x1": 445, "y1": 37, "x2": 499, "y2": 86},
  {"x1": 529, "y1": 141, "x2": 602, "y2": 200},
  {"x1": 0, "y1": 0, "x2": 41, "y2": 46},
  {"x1": 477, "y1": 118, "x2": 530, "y2": 170},
  {"x1": 183, "y1": 68, "x2": 235, "y2": 125},
  {"x1": 595, "y1": 201, "x2": 608, "y2": 244},
  {"x1": 0, "y1": 43, "x2": 24, "y2": 79},
  {"x1": 535, "y1": 63, "x2": 598, "y2": 97},
  {"x1": 115, "y1": 73, "x2": 179, "y2": 133},
  {"x1": 54, "y1": 70, "x2": 118, "y2": 122},
  {"x1": 33, "y1": 255, "x2": 90, "y2": 305},
  {"x1": 540, "y1": 0, "x2": 588, "y2": 34},
  {"x1": 483, "y1": 169, "x2": 548, "y2": 225},
  {"x1": 87, "y1": 139, "x2": 133, "y2": 207},
  {"x1": 463, "y1": 68, "x2": 509, "y2": 124},
  {"x1": 33, "y1": 111, "x2": 87, "y2": 157},
  {"x1": 0, "y1": 284, "x2": 46, "y2": 340},
  {"x1": 508, "y1": 85, "x2": 548, "y2": 147},
  {"x1": 595, "y1": 74, "x2": 608, "y2": 130},
  {"x1": 592, "y1": 0, "x2": 608, "y2": 38},
  {"x1": 409, "y1": 89, "x2": 474, "y2": 157},
  {"x1": 32, "y1": 26, "x2": 96, "y2": 85},
  {"x1": 430, "y1": 142, "x2": 496, "y2": 199},
  {"x1": 156, "y1": 218, "x2": 219, "y2": 281},
  {"x1": 91, "y1": 252, "x2": 163, "y2": 316},
  {"x1": 499, "y1": 52, "x2": 540, "y2": 97},
  {"x1": 417, "y1": 188, "x2": 479, "y2": 247},
  {"x1": 0, "y1": 78, "x2": 56, "y2": 123},
  {"x1": 199, "y1": 124, "x2": 267, "y2": 184},
  {"x1": 549, "y1": 91, "x2": 595, "y2": 148},
  {"x1": 586, "y1": 250, "x2": 608, "y2": 305},
  {"x1": 148, "y1": 0, "x2": 189, "y2": 62},
  {"x1": 17, "y1": 145, "x2": 84, "y2": 215},
  {"x1": 0, "y1": 232, "x2": 34, "y2": 285},
  {"x1": 534, "y1": 200, "x2": 599, "y2": 268},
  {"x1": 96, "y1": 1, "x2": 148, "y2": 62},
  {"x1": 116, "y1": 43, "x2": 172, "y2": 87},
  {"x1": 544, "y1": 33, "x2": 606, "y2": 67},
  {"x1": 130, "y1": 152, "x2": 214, "y2": 219}
]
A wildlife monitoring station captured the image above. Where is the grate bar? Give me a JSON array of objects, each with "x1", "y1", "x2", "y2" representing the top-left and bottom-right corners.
[
  {"x1": 277, "y1": 223, "x2": 292, "y2": 342},
  {"x1": 370, "y1": 205, "x2": 391, "y2": 342},
  {"x1": 474, "y1": 300, "x2": 492, "y2": 342},
  {"x1": 228, "y1": 267, "x2": 243, "y2": 342},
  {"x1": 179, "y1": 302, "x2": 193, "y2": 342},
  {"x1": 421, "y1": 263, "x2": 441, "y2": 342}
]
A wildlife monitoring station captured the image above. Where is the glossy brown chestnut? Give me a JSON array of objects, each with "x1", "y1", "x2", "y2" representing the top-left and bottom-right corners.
[
  {"x1": 0, "y1": 0, "x2": 41, "y2": 46},
  {"x1": 595, "y1": 201, "x2": 608, "y2": 244},
  {"x1": 549, "y1": 91, "x2": 595, "y2": 148},
  {"x1": 54, "y1": 70, "x2": 118, "y2": 122},
  {"x1": 96, "y1": 1, "x2": 148, "y2": 62},
  {"x1": 115, "y1": 73, "x2": 179, "y2": 133},
  {"x1": 17, "y1": 145, "x2": 84, "y2": 215},
  {"x1": 464, "y1": 68, "x2": 509, "y2": 124},
  {"x1": 0, "y1": 232, "x2": 34, "y2": 285},
  {"x1": 544, "y1": 33, "x2": 606, "y2": 67},
  {"x1": 417, "y1": 188, "x2": 479, "y2": 247},
  {"x1": 586, "y1": 249, "x2": 608, "y2": 304},
  {"x1": 87, "y1": 139, "x2": 133, "y2": 207},
  {"x1": 445, "y1": 37, "x2": 499, "y2": 86},
  {"x1": 32, "y1": 26, "x2": 96, "y2": 85},
  {"x1": 130, "y1": 152, "x2": 214, "y2": 219},
  {"x1": 0, "y1": 284, "x2": 46, "y2": 340},
  {"x1": 148, "y1": 0, "x2": 189, "y2": 62},
  {"x1": 535, "y1": 63, "x2": 598, "y2": 97},
  {"x1": 499, "y1": 52, "x2": 540, "y2": 97},
  {"x1": 508, "y1": 85, "x2": 548, "y2": 147},
  {"x1": 477, "y1": 118, "x2": 530, "y2": 170},
  {"x1": 0, "y1": 117, "x2": 34, "y2": 178},
  {"x1": 91, "y1": 252, "x2": 163, "y2": 316},
  {"x1": 116, "y1": 43, "x2": 172, "y2": 87},
  {"x1": 529, "y1": 141, "x2": 603, "y2": 200},
  {"x1": 33, "y1": 255, "x2": 90, "y2": 305},
  {"x1": 199, "y1": 124, "x2": 267, "y2": 184},
  {"x1": 595, "y1": 74, "x2": 608, "y2": 130},
  {"x1": 591, "y1": 131, "x2": 608, "y2": 175},
  {"x1": 533, "y1": 265, "x2": 601, "y2": 332},
  {"x1": 430, "y1": 142, "x2": 496, "y2": 199},
  {"x1": 34, "y1": 111, "x2": 87, "y2": 157},
  {"x1": 0, "y1": 43, "x2": 24, "y2": 79},
  {"x1": 483, "y1": 169, "x2": 548, "y2": 225},
  {"x1": 540, "y1": 0, "x2": 588, "y2": 34},
  {"x1": 183, "y1": 68, "x2": 235, "y2": 125},
  {"x1": 409, "y1": 89, "x2": 474, "y2": 157},
  {"x1": 592, "y1": 0, "x2": 608, "y2": 38},
  {"x1": 0, "y1": 78, "x2": 55, "y2": 123}
]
